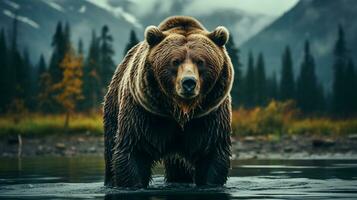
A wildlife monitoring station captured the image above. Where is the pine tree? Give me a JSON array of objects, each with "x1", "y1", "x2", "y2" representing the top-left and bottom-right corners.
[
  {"x1": 7, "y1": 14, "x2": 28, "y2": 115},
  {"x1": 49, "y1": 22, "x2": 68, "y2": 84},
  {"x1": 345, "y1": 59, "x2": 356, "y2": 115},
  {"x1": 37, "y1": 54, "x2": 51, "y2": 112},
  {"x1": 22, "y1": 48, "x2": 34, "y2": 110},
  {"x1": 83, "y1": 30, "x2": 101, "y2": 111},
  {"x1": 0, "y1": 28, "x2": 9, "y2": 113},
  {"x1": 53, "y1": 46, "x2": 83, "y2": 127},
  {"x1": 267, "y1": 71, "x2": 279, "y2": 101},
  {"x1": 49, "y1": 22, "x2": 66, "y2": 83},
  {"x1": 78, "y1": 38, "x2": 84, "y2": 56},
  {"x1": 100, "y1": 25, "x2": 115, "y2": 90},
  {"x1": 124, "y1": 30, "x2": 139, "y2": 56},
  {"x1": 10, "y1": 15, "x2": 24, "y2": 102},
  {"x1": 244, "y1": 51, "x2": 255, "y2": 108},
  {"x1": 280, "y1": 45, "x2": 295, "y2": 101},
  {"x1": 255, "y1": 52, "x2": 267, "y2": 106},
  {"x1": 37, "y1": 54, "x2": 47, "y2": 83},
  {"x1": 64, "y1": 22, "x2": 71, "y2": 50},
  {"x1": 296, "y1": 40, "x2": 320, "y2": 113},
  {"x1": 354, "y1": 63, "x2": 357, "y2": 114},
  {"x1": 37, "y1": 57, "x2": 54, "y2": 113},
  {"x1": 332, "y1": 25, "x2": 349, "y2": 117},
  {"x1": 225, "y1": 36, "x2": 241, "y2": 107},
  {"x1": 316, "y1": 83, "x2": 326, "y2": 113}
]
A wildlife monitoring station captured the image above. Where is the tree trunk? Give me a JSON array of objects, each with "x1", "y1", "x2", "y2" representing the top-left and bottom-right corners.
[{"x1": 64, "y1": 111, "x2": 70, "y2": 131}]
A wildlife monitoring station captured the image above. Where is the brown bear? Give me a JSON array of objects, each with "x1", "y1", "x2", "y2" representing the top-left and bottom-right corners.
[{"x1": 103, "y1": 16, "x2": 234, "y2": 188}]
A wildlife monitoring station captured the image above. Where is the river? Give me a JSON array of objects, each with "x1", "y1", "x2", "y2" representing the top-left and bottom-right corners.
[{"x1": 0, "y1": 156, "x2": 357, "y2": 199}]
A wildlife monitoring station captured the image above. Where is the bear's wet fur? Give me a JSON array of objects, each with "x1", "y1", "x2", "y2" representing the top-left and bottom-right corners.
[{"x1": 103, "y1": 16, "x2": 234, "y2": 188}]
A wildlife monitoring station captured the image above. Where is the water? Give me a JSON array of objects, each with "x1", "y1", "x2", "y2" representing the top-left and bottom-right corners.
[{"x1": 0, "y1": 156, "x2": 357, "y2": 199}]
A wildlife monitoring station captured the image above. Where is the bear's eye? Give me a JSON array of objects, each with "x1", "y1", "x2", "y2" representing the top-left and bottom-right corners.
[
  {"x1": 196, "y1": 59, "x2": 205, "y2": 67},
  {"x1": 171, "y1": 59, "x2": 181, "y2": 67}
]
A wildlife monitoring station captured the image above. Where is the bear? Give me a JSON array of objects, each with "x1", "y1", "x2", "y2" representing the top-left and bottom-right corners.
[{"x1": 103, "y1": 16, "x2": 234, "y2": 188}]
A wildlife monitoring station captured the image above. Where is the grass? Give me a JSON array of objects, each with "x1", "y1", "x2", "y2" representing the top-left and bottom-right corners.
[
  {"x1": 0, "y1": 113, "x2": 103, "y2": 137},
  {"x1": 232, "y1": 101, "x2": 357, "y2": 136},
  {"x1": 1, "y1": 101, "x2": 357, "y2": 137}
]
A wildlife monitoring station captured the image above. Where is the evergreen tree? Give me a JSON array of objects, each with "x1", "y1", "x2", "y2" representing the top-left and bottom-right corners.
[
  {"x1": 296, "y1": 40, "x2": 320, "y2": 113},
  {"x1": 36, "y1": 54, "x2": 48, "y2": 111},
  {"x1": 37, "y1": 54, "x2": 54, "y2": 113},
  {"x1": 332, "y1": 25, "x2": 349, "y2": 117},
  {"x1": 37, "y1": 54, "x2": 47, "y2": 81},
  {"x1": 354, "y1": 62, "x2": 357, "y2": 114},
  {"x1": 100, "y1": 25, "x2": 115, "y2": 90},
  {"x1": 10, "y1": 15, "x2": 24, "y2": 100},
  {"x1": 49, "y1": 22, "x2": 68, "y2": 84},
  {"x1": 345, "y1": 59, "x2": 356, "y2": 115},
  {"x1": 48, "y1": 22, "x2": 73, "y2": 112},
  {"x1": 0, "y1": 28, "x2": 9, "y2": 113},
  {"x1": 255, "y1": 52, "x2": 267, "y2": 106},
  {"x1": 244, "y1": 51, "x2": 255, "y2": 108},
  {"x1": 225, "y1": 36, "x2": 241, "y2": 107},
  {"x1": 78, "y1": 38, "x2": 84, "y2": 56},
  {"x1": 124, "y1": 30, "x2": 139, "y2": 56},
  {"x1": 7, "y1": 14, "x2": 28, "y2": 115},
  {"x1": 22, "y1": 48, "x2": 34, "y2": 110},
  {"x1": 267, "y1": 71, "x2": 279, "y2": 101},
  {"x1": 83, "y1": 30, "x2": 102, "y2": 111},
  {"x1": 64, "y1": 22, "x2": 71, "y2": 50},
  {"x1": 49, "y1": 22, "x2": 63, "y2": 83},
  {"x1": 280, "y1": 45, "x2": 295, "y2": 101},
  {"x1": 316, "y1": 83, "x2": 326, "y2": 113}
]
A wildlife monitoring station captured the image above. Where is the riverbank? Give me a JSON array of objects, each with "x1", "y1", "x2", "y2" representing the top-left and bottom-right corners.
[{"x1": 1, "y1": 134, "x2": 357, "y2": 159}]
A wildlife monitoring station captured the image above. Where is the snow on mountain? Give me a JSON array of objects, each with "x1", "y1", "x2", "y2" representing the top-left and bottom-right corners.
[
  {"x1": 0, "y1": 0, "x2": 139, "y2": 64},
  {"x1": 0, "y1": 0, "x2": 283, "y2": 65},
  {"x1": 78, "y1": 5, "x2": 86, "y2": 13},
  {"x1": 3, "y1": 9, "x2": 40, "y2": 29},
  {"x1": 4, "y1": 0, "x2": 20, "y2": 10},
  {"x1": 42, "y1": 0, "x2": 65, "y2": 12},
  {"x1": 86, "y1": 0, "x2": 142, "y2": 29}
]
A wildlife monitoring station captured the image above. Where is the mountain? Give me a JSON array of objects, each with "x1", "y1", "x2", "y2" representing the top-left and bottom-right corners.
[
  {"x1": 240, "y1": 0, "x2": 357, "y2": 89},
  {"x1": 0, "y1": 0, "x2": 140, "y2": 64},
  {"x1": 123, "y1": 0, "x2": 275, "y2": 46},
  {"x1": 0, "y1": 0, "x2": 275, "y2": 65}
]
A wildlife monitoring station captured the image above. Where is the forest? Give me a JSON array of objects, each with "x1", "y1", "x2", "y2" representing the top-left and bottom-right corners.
[{"x1": 0, "y1": 16, "x2": 357, "y2": 136}]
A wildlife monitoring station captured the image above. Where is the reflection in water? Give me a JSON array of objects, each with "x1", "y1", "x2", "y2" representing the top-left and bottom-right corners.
[
  {"x1": 105, "y1": 192, "x2": 230, "y2": 200},
  {"x1": 0, "y1": 156, "x2": 357, "y2": 199}
]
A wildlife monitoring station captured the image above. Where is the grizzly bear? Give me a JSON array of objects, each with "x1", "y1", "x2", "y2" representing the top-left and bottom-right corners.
[{"x1": 103, "y1": 16, "x2": 234, "y2": 188}]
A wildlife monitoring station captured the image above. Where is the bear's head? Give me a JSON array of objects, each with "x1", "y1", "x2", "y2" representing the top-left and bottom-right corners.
[{"x1": 137, "y1": 16, "x2": 233, "y2": 127}]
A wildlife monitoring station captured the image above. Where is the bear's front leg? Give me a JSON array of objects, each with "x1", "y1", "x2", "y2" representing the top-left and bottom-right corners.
[
  {"x1": 191, "y1": 98, "x2": 231, "y2": 186},
  {"x1": 194, "y1": 150, "x2": 230, "y2": 186},
  {"x1": 112, "y1": 149, "x2": 153, "y2": 188}
]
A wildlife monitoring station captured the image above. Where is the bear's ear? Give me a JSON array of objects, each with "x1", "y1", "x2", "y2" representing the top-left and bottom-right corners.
[
  {"x1": 145, "y1": 25, "x2": 166, "y2": 47},
  {"x1": 208, "y1": 26, "x2": 229, "y2": 47}
]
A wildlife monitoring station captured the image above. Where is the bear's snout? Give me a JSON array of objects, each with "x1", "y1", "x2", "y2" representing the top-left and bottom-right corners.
[
  {"x1": 176, "y1": 62, "x2": 200, "y2": 99},
  {"x1": 181, "y1": 76, "x2": 197, "y2": 94}
]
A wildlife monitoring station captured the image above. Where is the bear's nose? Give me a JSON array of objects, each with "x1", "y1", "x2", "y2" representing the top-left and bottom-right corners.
[{"x1": 181, "y1": 77, "x2": 197, "y2": 93}]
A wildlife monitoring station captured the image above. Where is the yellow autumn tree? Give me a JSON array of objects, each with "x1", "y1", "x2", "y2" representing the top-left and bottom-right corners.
[{"x1": 53, "y1": 46, "x2": 84, "y2": 128}]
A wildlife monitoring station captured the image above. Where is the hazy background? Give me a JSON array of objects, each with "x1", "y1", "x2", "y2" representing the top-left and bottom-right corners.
[
  {"x1": 1, "y1": 0, "x2": 298, "y2": 62},
  {"x1": 0, "y1": 0, "x2": 356, "y2": 120}
]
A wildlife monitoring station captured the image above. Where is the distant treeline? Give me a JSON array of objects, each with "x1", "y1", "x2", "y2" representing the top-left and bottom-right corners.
[
  {"x1": 0, "y1": 16, "x2": 356, "y2": 118},
  {"x1": 0, "y1": 16, "x2": 139, "y2": 118},
  {"x1": 228, "y1": 25, "x2": 357, "y2": 117}
]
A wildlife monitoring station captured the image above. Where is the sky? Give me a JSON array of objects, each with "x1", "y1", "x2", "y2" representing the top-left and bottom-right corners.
[
  {"x1": 92, "y1": 0, "x2": 299, "y2": 17},
  {"x1": 177, "y1": 0, "x2": 299, "y2": 16}
]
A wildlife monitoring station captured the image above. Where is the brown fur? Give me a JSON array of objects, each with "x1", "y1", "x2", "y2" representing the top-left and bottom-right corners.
[{"x1": 104, "y1": 16, "x2": 234, "y2": 188}]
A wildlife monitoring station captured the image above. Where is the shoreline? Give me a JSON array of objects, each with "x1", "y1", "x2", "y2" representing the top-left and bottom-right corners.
[{"x1": 1, "y1": 134, "x2": 357, "y2": 159}]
